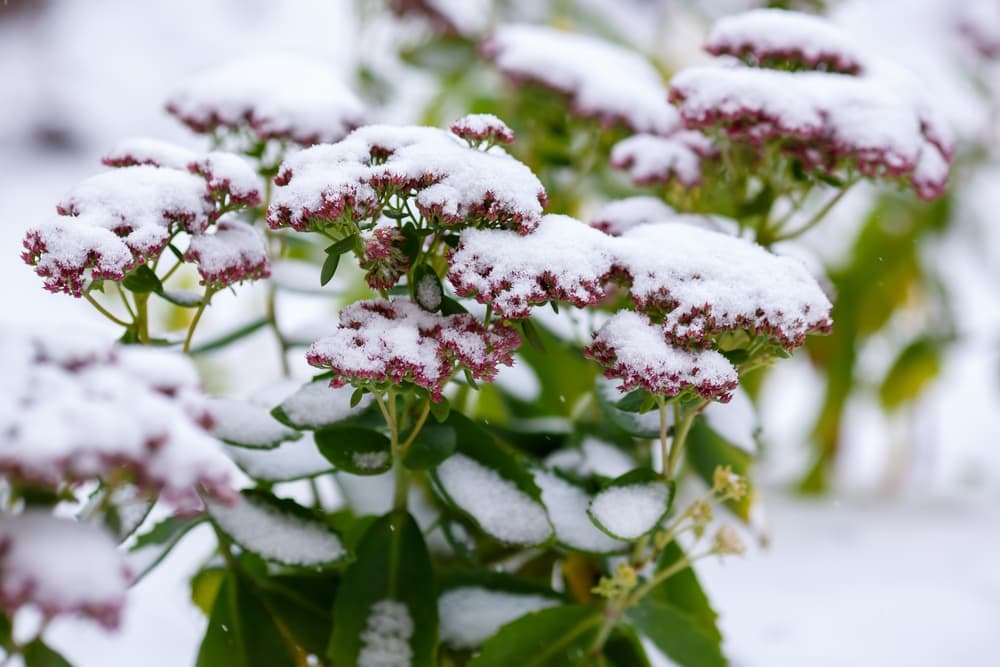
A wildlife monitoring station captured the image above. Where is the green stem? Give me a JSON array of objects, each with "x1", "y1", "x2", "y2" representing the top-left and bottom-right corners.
[
  {"x1": 769, "y1": 179, "x2": 857, "y2": 243},
  {"x1": 182, "y1": 287, "x2": 216, "y2": 353},
  {"x1": 658, "y1": 398, "x2": 670, "y2": 479},
  {"x1": 82, "y1": 291, "x2": 131, "y2": 328},
  {"x1": 134, "y1": 293, "x2": 151, "y2": 344},
  {"x1": 665, "y1": 400, "x2": 706, "y2": 482}
]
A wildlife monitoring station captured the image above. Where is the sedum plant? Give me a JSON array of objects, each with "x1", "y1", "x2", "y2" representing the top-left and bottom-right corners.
[{"x1": 3, "y1": 7, "x2": 952, "y2": 667}]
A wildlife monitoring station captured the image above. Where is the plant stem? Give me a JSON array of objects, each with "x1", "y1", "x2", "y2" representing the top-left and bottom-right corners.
[
  {"x1": 658, "y1": 398, "x2": 670, "y2": 479},
  {"x1": 182, "y1": 287, "x2": 216, "y2": 353},
  {"x1": 770, "y1": 179, "x2": 857, "y2": 243},
  {"x1": 82, "y1": 291, "x2": 132, "y2": 328},
  {"x1": 134, "y1": 293, "x2": 151, "y2": 344},
  {"x1": 666, "y1": 402, "x2": 702, "y2": 482}
]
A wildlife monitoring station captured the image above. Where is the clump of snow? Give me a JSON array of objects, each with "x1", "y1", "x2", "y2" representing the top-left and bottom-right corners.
[
  {"x1": 610, "y1": 131, "x2": 716, "y2": 188},
  {"x1": 307, "y1": 299, "x2": 520, "y2": 401},
  {"x1": 434, "y1": 454, "x2": 551, "y2": 546},
  {"x1": 544, "y1": 438, "x2": 636, "y2": 479},
  {"x1": 0, "y1": 513, "x2": 130, "y2": 629},
  {"x1": 277, "y1": 382, "x2": 372, "y2": 429},
  {"x1": 184, "y1": 218, "x2": 270, "y2": 289},
  {"x1": 0, "y1": 329, "x2": 237, "y2": 505},
  {"x1": 353, "y1": 450, "x2": 391, "y2": 472},
  {"x1": 438, "y1": 586, "x2": 560, "y2": 649},
  {"x1": 225, "y1": 438, "x2": 333, "y2": 482},
  {"x1": 589, "y1": 196, "x2": 677, "y2": 236},
  {"x1": 205, "y1": 397, "x2": 299, "y2": 448},
  {"x1": 358, "y1": 599, "x2": 414, "y2": 667},
  {"x1": 588, "y1": 481, "x2": 672, "y2": 540},
  {"x1": 267, "y1": 124, "x2": 547, "y2": 234},
  {"x1": 534, "y1": 470, "x2": 626, "y2": 553},
  {"x1": 615, "y1": 223, "x2": 833, "y2": 348},
  {"x1": 450, "y1": 113, "x2": 515, "y2": 145},
  {"x1": 585, "y1": 311, "x2": 739, "y2": 401},
  {"x1": 391, "y1": 0, "x2": 491, "y2": 36},
  {"x1": 166, "y1": 53, "x2": 366, "y2": 146},
  {"x1": 706, "y1": 9, "x2": 867, "y2": 74},
  {"x1": 208, "y1": 492, "x2": 345, "y2": 567},
  {"x1": 669, "y1": 62, "x2": 953, "y2": 199},
  {"x1": 482, "y1": 24, "x2": 682, "y2": 136},
  {"x1": 447, "y1": 214, "x2": 616, "y2": 318}
]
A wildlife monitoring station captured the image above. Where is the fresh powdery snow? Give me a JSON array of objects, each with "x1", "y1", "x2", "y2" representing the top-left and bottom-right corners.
[
  {"x1": 534, "y1": 470, "x2": 626, "y2": 553},
  {"x1": 207, "y1": 493, "x2": 345, "y2": 567},
  {"x1": 448, "y1": 214, "x2": 616, "y2": 318},
  {"x1": 705, "y1": 8, "x2": 867, "y2": 74},
  {"x1": 184, "y1": 218, "x2": 270, "y2": 288},
  {"x1": 277, "y1": 381, "x2": 373, "y2": 429},
  {"x1": 224, "y1": 438, "x2": 333, "y2": 482},
  {"x1": 586, "y1": 310, "x2": 739, "y2": 400},
  {"x1": 267, "y1": 124, "x2": 547, "y2": 233},
  {"x1": 0, "y1": 513, "x2": 130, "y2": 629},
  {"x1": 357, "y1": 599, "x2": 414, "y2": 667},
  {"x1": 589, "y1": 196, "x2": 678, "y2": 236},
  {"x1": 482, "y1": 24, "x2": 682, "y2": 136},
  {"x1": 449, "y1": 113, "x2": 515, "y2": 145},
  {"x1": 166, "y1": 53, "x2": 366, "y2": 146},
  {"x1": 0, "y1": 329, "x2": 237, "y2": 504},
  {"x1": 438, "y1": 587, "x2": 561, "y2": 649},
  {"x1": 544, "y1": 437, "x2": 636, "y2": 480},
  {"x1": 434, "y1": 454, "x2": 551, "y2": 545},
  {"x1": 589, "y1": 481, "x2": 672, "y2": 540},
  {"x1": 205, "y1": 397, "x2": 300, "y2": 448},
  {"x1": 610, "y1": 132, "x2": 715, "y2": 188}
]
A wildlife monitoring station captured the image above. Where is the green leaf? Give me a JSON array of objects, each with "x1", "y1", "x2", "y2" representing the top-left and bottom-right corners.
[
  {"x1": 626, "y1": 599, "x2": 727, "y2": 667},
  {"x1": 329, "y1": 511, "x2": 437, "y2": 667},
  {"x1": 685, "y1": 418, "x2": 754, "y2": 521},
  {"x1": 319, "y1": 252, "x2": 341, "y2": 287},
  {"x1": 429, "y1": 396, "x2": 451, "y2": 422},
  {"x1": 23, "y1": 640, "x2": 74, "y2": 667},
  {"x1": 469, "y1": 604, "x2": 600, "y2": 667},
  {"x1": 403, "y1": 423, "x2": 457, "y2": 469},
  {"x1": 614, "y1": 388, "x2": 655, "y2": 413},
  {"x1": 440, "y1": 295, "x2": 468, "y2": 315},
  {"x1": 879, "y1": 337, "x2": 942, "y2": 411},
  {"x1": 208, "y1": 490, "x2": 349, "y2": 568},
  {"x1": 595, "y1": 379, "x2": 660, "y2": 439},
  {"x1": 191, "y1": 567, "x2": 227, "y2": 616},
  {"x1": 325, "y1": 235, "x2": 356, "y2": 256},
  {"x1": 315, "y1": 425, "x2": 392, "y2": 475},
  {"x1": 649, "y1": 542, "x2": 721, "y2": 643},
  {"x1": 122, "y1": 264, "x2": 163, "y2": 295},
  {"x1": 603, "y1": 626, "x2": 652, "y2": 667},
  {"x1": 350, "y1": 387, "x2": 366, "y2": 408},
  {"x1": 128, "y1": 515, "x2": 203, "y2": 582},
  {"x1": 588, "y1": 469, "x2": 674, "y2": 540},
  {"x1": 519, "y1": 319, "x2": 546, "y2": 352},
  {"x1": 256, "y1": 574, "x2": 339, "y2": 657}
]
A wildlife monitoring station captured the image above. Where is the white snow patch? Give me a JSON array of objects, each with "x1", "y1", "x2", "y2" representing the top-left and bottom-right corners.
[
  {"x1": 278, "y1": 381, "x2": 372, "y2": 429},
  {"x1": 438, "y1": 586, "x2": 560, "y2": 649},
  {"x1": 224, "y1": 438, "x2": 333, "y2": 482},
  {"x1": 206, "y1": 397, "x2": 300, "y2": 448},
  {"x1": 589, "y1": 482, "x2": 671, "y2": 540},
  {"x1": 358, "y1": 599, "x2": 414, "y2": 667},
  {"x1": 544, "y1": 438, "x2": 636, "y2": 479},
  {"x1": 534, "y1": 470, "x2": 626, "y2": 553}
]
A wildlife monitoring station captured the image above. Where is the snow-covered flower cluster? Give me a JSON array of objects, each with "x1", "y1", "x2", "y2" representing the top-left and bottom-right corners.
[
  {"x1": 22, "y1": 138, "x2": 269, "y2": 295},
  {"x1": 306, "y1": 299, "x2": 520, "y2": 400}
]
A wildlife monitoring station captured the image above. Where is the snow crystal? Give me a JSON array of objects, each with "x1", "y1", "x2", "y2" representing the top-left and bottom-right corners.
[
  {"x1": 0, "y1": 513, "x2": 130, "y2": 629},
  {"x1": 544, "y1": 438, "x2": 635, "y2": 479},
  {"x1": 184, "y1": 218, "x2": 270, "y2": 288},
  {"x1": 589, "y1": 196, "x2": 677, "y2": 236},
  {"x1": 615, "y1": 222, "x2": 833, "y2": 348},
  {"x1": 358, "y1": 599, "x2": 414, "y2": 667},
  {"x1": 0, "y1": 329, "x2": 237, "y2": 504},
  {"x1": 534, "y1": 470, "x2": 625, "y2": 553},
  {"x1": 277, "y1": 382, "x2": 372, "y2": 429},
  {"x1": 669, "y1": 63, "x2": 953, "y2": 199},
  {"x1": 585, "y1": 311, "x2": 739, "y2": 401},
  {"x1": 589, "y1": 481, "x2": 671, "y2": 540},
  {"x1": 447, "y1": 214, "x2": 616, "y2": 318},
  {"x1": 225, "y1": 437, "x2": 332, "y2": 482},
  {"x1": 208, "y1": 493, "x2": 345, "y2": 566},
  {"x1": 435, "y1": 454, "x2": 551, "y2": 545},
  {"x1": 268, "y1": 124, "x2": 546, "y2": 233},
  {"x1": 610, "y1": 131, "x2": 715, "y2": 188},
  {"x1": 353, "y1": 450, "x2": 390, "y2": 472},
  {"x1": 166, "y1": 53, "x2": 366, "y2": 146},
  {"x1": 307, "y1": 299, "x2": 519, "y2": 401},
  {"x1": 438, "y1": 587, "x2": 560, "y2": 649},
  {"x1": 706, "y1": 9, "x2": 866, "y2": 74},
  {"x1": 450, "y1": 113, "x2": 515, "y2": 145},
  {"x1": 483, "y1": 24, "x2": 682, "y2": 136},
  {"x1": 206, "y1": 397, "x2": 299, "y2": 448}
]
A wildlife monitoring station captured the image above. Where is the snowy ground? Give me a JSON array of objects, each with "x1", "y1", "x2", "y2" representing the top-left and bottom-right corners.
[{"x1": 2, "y1": 1, "x2": 998, "y2": 665}]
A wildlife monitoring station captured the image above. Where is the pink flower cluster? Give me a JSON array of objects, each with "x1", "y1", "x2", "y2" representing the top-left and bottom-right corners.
[
  {"x1": 610, "y1": 131, "x2": 718, "y2": 188},
  {"x1": 22, "y1": 139, "x2": 268, "y2": 295},
  {"x1": 362, "y1": 225, "x2": 410, "y2": 290},
  {"x1": 184, "y1": 218, "x2": 271, "y2": 290},
  {"x1": 450, "y1": 113, "x2": 516, "y2": 146},
  {"x1": 306, "y1": 299, "x2": 520, "y2": 401},
  {"x1": 267, "y1": 124, "x2": 547, "y2": 234}
]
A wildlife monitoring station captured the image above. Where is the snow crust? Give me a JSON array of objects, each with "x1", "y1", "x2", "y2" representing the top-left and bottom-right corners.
[
  {"x1": 208, "y1": 493, "x2": 345, "y2": 566},
  {"x1": 435, "y1": 454, "x2": 551, "y2": 545},
  {"x1": 534, "y1": 470, "x2": 626, "y2": 553},
  {"x1": 0, "y1": 513, "x2": 130, "y2": 629},
  {"x1": 268, "y1": 124, "x2": 546, "y2": 233},
  {"x1": 205, "y1": 397, "x2": 299, "y2": 448},
  {"x1": 438, "y1": 586, "x2": 560, "y2": 648},
  {"x1": 307, "y1": 299, "x2": 519, "y2": 400},
  {"x1": 483, "y1": 24, "x2": 682, "y2": 135},
  {"x1": 166, "y1": 53, "x2": 366, "y2": 146},
  {"x1": 589, "y1": 481, "x2": 671, "y2": 540},
  {"x1": 358, "y1": 599, "x2": 414, "y2": 667},
  {"x1": 277, "y1": 381, "x2": 373, "y2": 429},
  {"x1": 0, "y1": 329, "x2": 236, "y2": 504}
]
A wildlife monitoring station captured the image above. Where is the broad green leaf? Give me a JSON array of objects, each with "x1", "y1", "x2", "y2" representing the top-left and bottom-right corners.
[
  {"x1": 469, "y1": 604, "x2": 601, "y2": 667},
  {"x1": 319, "y1": 252, "x2": 341, "y2": 286},
  {"x1": 122, "y1": 264, "x2": 163, "y2": 295},
  {"x1": 626, "y1": 599, "x2": 727, "y2": 667},
  {"x1": 23, "y1": 640, "x2": 74, "y2": 667},
  {"x1": 208, "y1": 490, "x2": 348, "y2": 568},
  {"x1": 614, "y1": 388, "x2": 656, "y2": 414},
  {"x1": 127, "y1": 515, "x2": 203, "y2": 582},
  {"x1": 685, "y1": 418, "x2": 754, "y2": 521},
  {"x1": 315, "y1": 425, "x2": 392, "y2": 475},
  {"x1": 649, "y1": 541, "x2": 721, "y2": 643},
  {"x1": 879, "y1": 337, "x2": 942, "y2": 411},
  {"x1": 270, "y1": 380, "x2": 374, "y2": 431},
  {"x1": 604, "y1": 626, "x2": 652, "y2": 667},
  {"x1": 191, "y1": 567, "x2": 226, "y2": 616},
  {"x1": 403, "y1": 423, "x2": 457, "y2": 469},
  {"x1": 329, "y1": 511, "x2": 437, "y2": 667},
  {"x1": 255, "y1": 574, "x2": 339, "y2": 657},
  {"x1": 588, "y1": 469, "x2": 674, "y2": 541},
  {"x1": 595, "y1": 378, "x2": 660, "y2": 439}
]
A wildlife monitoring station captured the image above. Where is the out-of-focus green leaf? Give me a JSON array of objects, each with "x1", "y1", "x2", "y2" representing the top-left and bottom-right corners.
[
  {"x1": 315, "y1": 425, "x2": 392, "y2": 475},
  {"x1": 685, "y1": 418, "x2": 754, "y2": 522},
  {"x1": 469, "y1": 604, "x2": 600, "y2": 667},
  {"x1": 879, "y1": 337, "x2": 942, "y2": 411}
]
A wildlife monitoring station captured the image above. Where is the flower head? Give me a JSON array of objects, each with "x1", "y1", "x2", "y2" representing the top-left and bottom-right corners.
[
  {"x1": 450, "y1": 113, "x2": 516, "y2": 146},
  {"x1": 361, "y1": 224, "x2": 410, "y2": 291},
  {"x1": 184, "y1": 218, "x2": 271, "y2": 289},
  {"x1": 610, "y1": 131, "x2": 717, "y2": 188}
]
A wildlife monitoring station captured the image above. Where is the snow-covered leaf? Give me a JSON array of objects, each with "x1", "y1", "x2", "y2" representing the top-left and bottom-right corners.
[
  {"x1": 534, "y1": 469, "x2": 626, "y2": 554},
  {"x1": 588, "y1": 469, "x2": 674, "y2": 541},
  {"x1": 207, "y1": 397, "x2": 301, "y2": 449},
  {"x1": 315, "y1": 425, "x2": 392, "y2": 476},
  {"x1": 271, "y1": 381, "x2": 373, "y2": 431},
  {"x1": 468, "y1": 604, "x2": 601, "y2": 667},
  {"x1": 224, "y1": 437, "x2": 333, "y2": 483}
]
